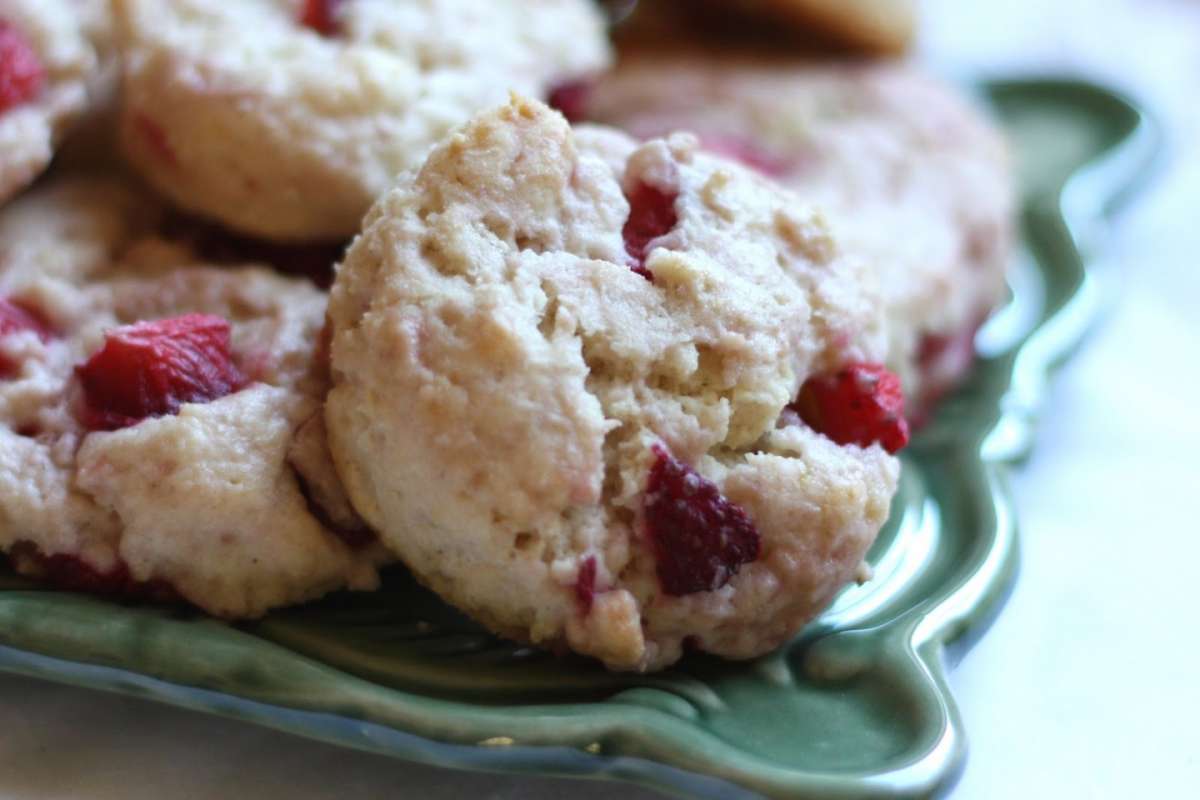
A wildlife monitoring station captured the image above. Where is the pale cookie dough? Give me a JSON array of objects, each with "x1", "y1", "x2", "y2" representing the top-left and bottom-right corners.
[
  {"x1": 0, "y1": 177, "x2": 379, "y2": 617},
  {"x1": 326, "y1": 97, "x2": 899, "y2": 671},
  {"x1": 0, "y1": 0, "x2": 97, "y2": 204},
  {"x1": 585, "y1": 56, "x2": 1016, "y2": 412},
  {"x1": 114, "y1": 0, "x2": 612, "y2": 241}
]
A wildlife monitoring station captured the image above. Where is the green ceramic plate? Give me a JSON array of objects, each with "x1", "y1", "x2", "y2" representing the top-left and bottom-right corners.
[{"x1": 0, "y1": 79, "x2": 1159, "y2": 799}]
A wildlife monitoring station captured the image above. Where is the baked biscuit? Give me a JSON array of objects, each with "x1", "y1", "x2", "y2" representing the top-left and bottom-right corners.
[
  {"x1": 585, "y1": 56, "x2": 1015, "y2": 413},
  {"x1": 0, "y1": 0, "x2": 97, "y2": 203},
  {"x1": 0, "y1": 177, "x2": 380, "y2": 617},
  {"x1": 326, "y1": 97, "x2": 903, "y2": 671},
  {"x1": 114, "y1": 0, "x2": 612, "y2": 241}
]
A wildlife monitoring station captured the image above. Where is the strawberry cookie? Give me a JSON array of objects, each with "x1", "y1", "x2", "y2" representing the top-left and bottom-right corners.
[
  {"x1": 0, "y1": 0, "x2": 98, "y2": 204},
  {"x1": 584, "y1": 56, "x2": 1016, "y2": 414},
  {"x1": 0, "y1": 176, "x2": 380, "y2": 617},
  {"x1": 325, "y1": 97, "x2": 904, "y2": 671},
  {"x1": 114, "y1": 0, "x2": 612, "y2": 242}
]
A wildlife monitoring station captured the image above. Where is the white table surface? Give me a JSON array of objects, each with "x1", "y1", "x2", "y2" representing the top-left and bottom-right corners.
[{"x1": 3, "y1": 1, "x2": 1198, "y2": 798}]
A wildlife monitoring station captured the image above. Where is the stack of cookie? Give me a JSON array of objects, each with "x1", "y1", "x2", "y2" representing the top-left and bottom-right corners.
[{"x1": 0, "y1": 0, "x2": 1013, "y2": 672}]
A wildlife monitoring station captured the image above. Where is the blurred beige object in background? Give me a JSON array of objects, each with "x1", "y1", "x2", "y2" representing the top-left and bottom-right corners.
[
  {"x1": 614, "y1": 0, "x2": 915, "y2": 55},
  {"x1": 710, "y1": 0, "x2": 916, "y2": 53}
]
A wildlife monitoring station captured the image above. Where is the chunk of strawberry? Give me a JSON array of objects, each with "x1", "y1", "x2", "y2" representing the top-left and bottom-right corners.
[
  {"x1": 300, "y1": 0, "x2": 344, "y2": 36},
  {"x1": 643, "y1": 445, "x2": 761, "y2": 596},
  {"x1": 793, "y1": 362, "x2": 909, "y2": 454},
  {"x1": 547, "y1": 79, "x2": 592, "y2": 123},
  {"x1": 0, "y1": 20, "x2": 43, "y2": 114},
  {"x1": 911, "y1": 319, "x2": 983, "y2": 426},
  {"x1": 9, "y1": 541, "x2": 178, "y2": 603},
  {"x1": 574, "y1": 555, "x2": 597, "y2": 614},
  {"x1": 0, "y1": 297, "x2": 52, "y2": 378},
  {"x1": 77, "y1": 314, "x2": 246, "y2": 431},
  {"x1": 622, "y1": 183, "x2": 678, "y2": 279}
]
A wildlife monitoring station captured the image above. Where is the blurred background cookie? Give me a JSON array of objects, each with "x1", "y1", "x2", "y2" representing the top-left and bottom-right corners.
[
  {"x1": 612, "y1": 0, "x2": 916, "y2": 55},
  {"x1": 112, "y1": 0, "x2": 612, "y2": 242},
  {"x1": 0, "y1": 175, "x2": 383, "y2": 618},
  {"x1": 583, "y1": 54, "x2": 1014, "y2": 417},
  {"x1": 0, "y1": 0, "x2": 97, "y2": 204}
]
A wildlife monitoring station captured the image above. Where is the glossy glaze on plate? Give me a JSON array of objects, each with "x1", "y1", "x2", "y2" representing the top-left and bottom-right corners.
[{"x1": 0, "y1": 79, "x2": 1160, "y2": 799}]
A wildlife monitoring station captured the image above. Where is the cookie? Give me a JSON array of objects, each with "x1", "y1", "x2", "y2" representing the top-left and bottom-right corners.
[
  {"x1": 584, "y1": 56, "x2": 1015, "y2": 413},
  {"x1": 0, "y1": 0, "x2": 97, "y2": 204},
  {"x1": 0, "y1": 176, "x2": 380, "y2": 617},
  {"x1": 326, "y1": 97, "x2": 902, "y2": 671},
  {"x1": 611, "y1": 0, "x2": 915, "y2": 56},
  {"x1": 114, "y1": 0, "x2": 613, "y2": 242}
]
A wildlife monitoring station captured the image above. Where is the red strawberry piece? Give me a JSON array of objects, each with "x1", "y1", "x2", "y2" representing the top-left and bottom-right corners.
[
  {"x1": 300, "y1": 0, "x2": 344, "y2": 36},
  {"x1": 700, "y1": 134, "x2": 792, "y2": 178},
  {"x1": 643, "y1": 444, "x2": 761, "y2": 596},
  {"x1": 622, "y1": 183, "x2": 678, "y2": 279},
  {"x1": 76, "y1": 313, "x2": 246, "y2": 431},
  {"x1": 9, "y1": 541, "x2": 178, "y2": 603},
  {"x1": 918, "y1": 323, "x2": 979, "y2": 385},
  {"x1": 574, "y1": 555, "x2": 597, "y2": 614},
  {"x1": 0, "y1": 297, "x2": 52, "y2": 378},
  {"x1": 0, "y1": 297, "x2": 51, "y2": 340},
  {"x1": 0, "y1": 298, "x2": 46, "y2": 336},
  {"x1": 911, "y1": 319, "x2": 983, "y2": 426},
  {"x1": 0, "y1": 20, "x2": 43, "y2": 114},
  {"x1": 793, "y1": 362, "x2": 910, "y2": 454},
  {"x1": 547, "y1": 78, "x2": 592, "y2": 123}
]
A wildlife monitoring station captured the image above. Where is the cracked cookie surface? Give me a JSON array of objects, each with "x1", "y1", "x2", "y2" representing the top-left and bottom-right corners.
[{"x1": 326, "y1": 97, "x2": 900, "y2": 671}]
